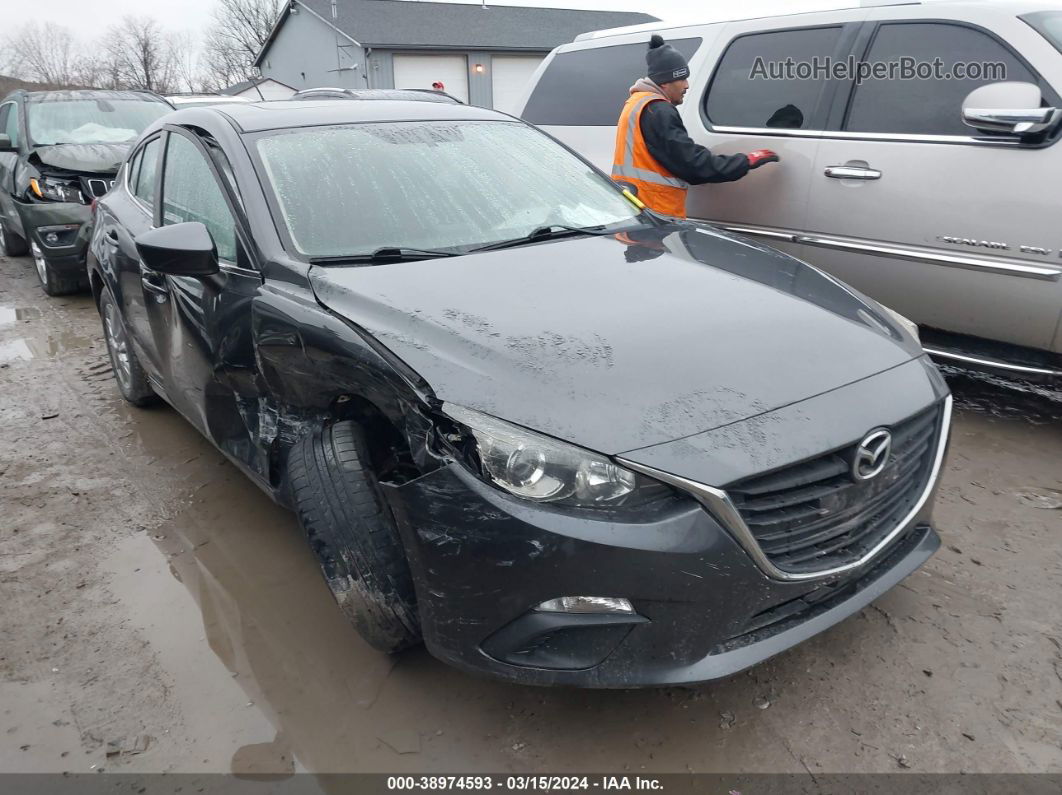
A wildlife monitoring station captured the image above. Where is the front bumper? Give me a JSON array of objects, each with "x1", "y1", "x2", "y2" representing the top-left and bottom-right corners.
[
  {"x1": 16, "y1": 201, "x2": 93, "y2": 274},
  {"x1": 383, "y1": 460, "x2": 941, "y2": 688}
]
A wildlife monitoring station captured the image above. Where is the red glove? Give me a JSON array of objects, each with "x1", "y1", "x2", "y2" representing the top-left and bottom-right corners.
[{"x1": 747, "y1": 149, "x2": 780, "y2": 169}]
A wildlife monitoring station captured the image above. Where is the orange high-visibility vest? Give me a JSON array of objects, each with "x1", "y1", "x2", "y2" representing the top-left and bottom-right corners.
[{"x1": 612, "y1": 92, "x2": 689, "y2": 218}]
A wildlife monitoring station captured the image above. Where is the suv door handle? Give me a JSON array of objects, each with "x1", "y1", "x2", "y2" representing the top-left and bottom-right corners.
[{"x1": 825, "y1": 165, "x2": 882, "y2": 180}]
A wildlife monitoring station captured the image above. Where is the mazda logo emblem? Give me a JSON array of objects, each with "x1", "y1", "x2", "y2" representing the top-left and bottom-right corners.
[{"x1": 852, "y1": 429, "x2": 892, "y2": 481}]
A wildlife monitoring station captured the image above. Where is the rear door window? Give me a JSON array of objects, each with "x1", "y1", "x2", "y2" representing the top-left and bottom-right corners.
[
  {"x1": 844, "y1": 23, "x2": 1037, "y2": 136},
  {"x1": 134, "y1": 137, "x2": 160, "y2": 208},
  {"x1": 704, "y1": 26, "x2": 845, "y2": 130},
  {"x1": 522, "y1": 38, "x2": 702, "y2": 126}
]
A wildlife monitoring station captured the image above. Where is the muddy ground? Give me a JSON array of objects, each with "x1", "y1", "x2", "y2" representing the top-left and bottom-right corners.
[{"x1": 1, "y1": 250, "x2": 1060, "y2": 777}]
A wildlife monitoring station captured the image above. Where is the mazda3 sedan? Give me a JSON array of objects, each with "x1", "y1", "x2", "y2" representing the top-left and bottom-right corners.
[{"x1": 87, "y1": 100, "x2": 951, "y2": 687}]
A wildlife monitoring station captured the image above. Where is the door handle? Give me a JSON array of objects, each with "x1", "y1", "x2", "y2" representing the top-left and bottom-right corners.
[{"x1": 825, "y1": 165, "x2": 882, "y2": 180}]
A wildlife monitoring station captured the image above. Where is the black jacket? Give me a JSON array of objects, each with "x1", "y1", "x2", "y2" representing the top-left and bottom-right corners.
[{"x1": 639, "y1": 100, "x2": 749, "y2": 185}]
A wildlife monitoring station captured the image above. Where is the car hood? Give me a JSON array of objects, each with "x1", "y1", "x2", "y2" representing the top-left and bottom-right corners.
[
  {"x1": 310, "y1": 225, "x2": 922, "y2": 454},
  {"x1": 31, "y1": 143, "x2": 129, "y2": 174}
]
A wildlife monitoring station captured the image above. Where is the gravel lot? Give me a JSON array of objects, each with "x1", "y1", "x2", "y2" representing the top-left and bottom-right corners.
[{"x1": 1, "y1": 250, "x2": 1060, "y2": 776}]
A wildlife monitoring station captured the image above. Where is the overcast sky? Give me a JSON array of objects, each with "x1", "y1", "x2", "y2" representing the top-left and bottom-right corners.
[{"x1": 6, "y1": 0, "x2": 861, "y2": 43}]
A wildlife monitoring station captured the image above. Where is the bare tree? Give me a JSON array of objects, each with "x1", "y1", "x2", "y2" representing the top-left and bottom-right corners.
[
  {"x1": 99, "y1": 16, "x2": 183, "y2": 94},
  {"x1": 2, "y1": 22, "x2": 100, "y2": 88},
  {"x1": 202, "y1": 0, "x2": 285, "y2": 90}
]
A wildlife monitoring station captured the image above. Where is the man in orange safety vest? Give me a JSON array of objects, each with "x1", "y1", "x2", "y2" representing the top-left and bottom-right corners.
[{"x1": 613, "y1": 35, "x2": 780, "y2": 218}]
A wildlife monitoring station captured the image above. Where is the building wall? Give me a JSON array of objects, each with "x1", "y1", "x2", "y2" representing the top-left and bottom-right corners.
[
  {"x1": 258, "y1": 4, "x2": 368, "y2": 91},
  {"x1": 234, "y1": 80, "x2": 296, "y2": 100}
]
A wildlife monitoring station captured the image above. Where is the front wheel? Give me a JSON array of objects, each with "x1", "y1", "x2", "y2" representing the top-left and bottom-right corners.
[
  {"x1": 288, "y1": 420, "x2": 421, "y2": 653},
  {"x1": 0, "y1": 218, "x2": 29, "y2": 257}
]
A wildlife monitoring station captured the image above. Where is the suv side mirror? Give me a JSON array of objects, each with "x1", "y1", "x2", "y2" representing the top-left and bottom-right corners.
[
  {"x1": 962, "y1": 81, "x2": 1061, "y2": 140},
  {"x1": 0, "y1": 134, "x2": 15, "y2": 152},
  {"x1": 135, "y1": 222, "x2": 220, "y2": 277}
]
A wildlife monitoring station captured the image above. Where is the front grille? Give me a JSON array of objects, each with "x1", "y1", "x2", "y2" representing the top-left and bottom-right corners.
[
  {"x1": 80, "y1": 177, "x2": 115, "y2": 200},
  {"x1": 726, "y1": 404, "x2": 941, "y2": 575}
]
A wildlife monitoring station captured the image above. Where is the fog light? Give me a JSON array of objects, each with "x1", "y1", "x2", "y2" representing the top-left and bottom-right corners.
[
  {"x1": 535, "y1": 596, "x2": 634, "y2": 615},
  {"x1": 45, "y1": 232, "x2": 59, "y2": 245}
]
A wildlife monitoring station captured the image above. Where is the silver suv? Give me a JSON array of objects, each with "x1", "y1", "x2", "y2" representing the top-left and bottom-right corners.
[{"x1": 519, "y1": 0, "x2": 1062, "y2": 380}]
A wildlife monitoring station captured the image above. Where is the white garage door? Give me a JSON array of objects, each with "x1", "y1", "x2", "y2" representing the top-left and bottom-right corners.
[
  {"x1": 393, "y1": 54, "x2": 469, "y2": 103},
  {"x1": 491, "y1": 55, "x2": 545, "y2": 116}
]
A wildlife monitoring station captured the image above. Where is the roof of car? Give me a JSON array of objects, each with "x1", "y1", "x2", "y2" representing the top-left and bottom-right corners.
[
  {"x1": 22, "y1": 89, "x2": 170, "y2": 104},
  {"x1": 200, "y1": 99, "x2": 508, "y2": 133}
]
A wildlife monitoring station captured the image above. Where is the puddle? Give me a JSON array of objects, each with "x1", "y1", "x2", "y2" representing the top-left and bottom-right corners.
[
  {"x1": 940, "y1": 364, "x2": 1062, "y2": 425},
  {"x1": 0, "y1": 305, "x2": 43, "y2": 328},
  {"x1": 0, "y1": 338, "x2": 34, "y2": 363}
]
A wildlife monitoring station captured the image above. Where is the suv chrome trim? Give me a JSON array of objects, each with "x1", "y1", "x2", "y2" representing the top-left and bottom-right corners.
[
  {"x1": 618, "y1": 395, "x2": 952, "y2": 582},
  {"x1": 715, "y1": 223, "x2": 1062, "y2": 281},
  {"x1": 922, "y1": 346, "x2": 1062, "y2": 378},
  {"x1": 709, "y1": 125, "x2": 1026, "y2": 146}
]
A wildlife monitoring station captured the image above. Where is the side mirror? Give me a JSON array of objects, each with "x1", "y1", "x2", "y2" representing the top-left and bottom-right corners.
[
  {"x1": 0, "y1": 134, "x2": 15, "y2": 152},
  {"x1": 135, "y1": 222, "x2": 220, "y2": 277},
  {"x1": 962, "y1": 81, "x2": 1061, "y2": 140}
]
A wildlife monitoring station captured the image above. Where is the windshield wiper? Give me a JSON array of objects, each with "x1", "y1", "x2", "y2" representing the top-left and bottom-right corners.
[
  {"x1": 309, "y1": 246, "x2": 460, "y2": 265},
  {"x1": 469, "y1": 223, "x2": 643, "y2": 253}
]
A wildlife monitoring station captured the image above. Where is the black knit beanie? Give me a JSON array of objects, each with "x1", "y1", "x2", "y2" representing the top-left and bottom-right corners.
[{"x1": 646, "y1": 35, "x2": 689, "y2": 85}]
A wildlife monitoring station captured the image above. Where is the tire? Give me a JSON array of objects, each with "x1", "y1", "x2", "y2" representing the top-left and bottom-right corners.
[
  {"x1": 31, "y1": 240, "x2": 82, "y2": 296},
  {"x1": 0, "y1": 217, "x2": 29, "y2": 257},
  {"x1": 98, "y1": 287, "x2": 158, "y2": 407},
  {"x1": 288, "y1": 420, "x2": 421, "y2": 653}
]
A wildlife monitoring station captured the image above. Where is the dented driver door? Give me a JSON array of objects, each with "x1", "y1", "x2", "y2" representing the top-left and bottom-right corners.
[{"x1": 147, "y1": 127, "x2": 267, "y2": 478}]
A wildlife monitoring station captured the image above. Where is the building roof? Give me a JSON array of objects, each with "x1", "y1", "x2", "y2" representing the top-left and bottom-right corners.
[
  {"x1": 221, "y1": 76, "x2": 294, "y2": 96},
  {"x1": 256, "y1": 0, "x2": 656, "y2": 64}
]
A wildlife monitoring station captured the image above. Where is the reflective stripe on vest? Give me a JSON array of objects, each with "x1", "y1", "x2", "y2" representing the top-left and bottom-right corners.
[{"x1": 611, "y1": 92, "x2": 689, "y2": 218}]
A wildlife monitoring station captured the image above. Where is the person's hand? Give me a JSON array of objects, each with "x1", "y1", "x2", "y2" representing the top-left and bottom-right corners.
[{"x1": 747, "y1": 149, "x2": 780, "y2": 169}]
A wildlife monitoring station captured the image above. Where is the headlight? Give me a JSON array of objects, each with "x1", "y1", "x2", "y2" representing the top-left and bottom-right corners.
[
  {"x1": 442, "y1": 404, "x2": 669, "y2": 509},
  {"x1": 880, "y1": 305, "x2": 921, "y2": 343},
  {"x1": 29, "y1": 176, "x2": 84, "y2": 204}
]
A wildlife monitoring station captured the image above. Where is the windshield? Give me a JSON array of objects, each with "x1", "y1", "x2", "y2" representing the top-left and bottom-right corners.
[
  {"x1": 254, "y1": 120, "x2": 641, "y2": 258},
  {"x1": 27, "y1": 98, "x2": 170, "y2": 146}
]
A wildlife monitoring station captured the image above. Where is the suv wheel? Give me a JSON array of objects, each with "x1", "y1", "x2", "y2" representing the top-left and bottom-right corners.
[
  {"x1": 32, "y1": 241, "x2": 81, "y2": 296},
  {"x1": 288, "y1": 420, "x2": 421, "y2": 653},
  {"x1": 0, "y1": 219, "x2": 29, "y2": 257},
  {"x1": 99, "y1": 287, "x2": 157, "y2": 406}
]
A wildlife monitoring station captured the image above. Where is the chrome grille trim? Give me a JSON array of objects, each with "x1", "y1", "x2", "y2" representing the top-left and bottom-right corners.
[{"x1": 618, "y1": 395, "x2": 952, "y2": 582}]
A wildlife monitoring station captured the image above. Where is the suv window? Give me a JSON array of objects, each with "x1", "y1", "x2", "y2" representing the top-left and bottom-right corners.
[
  {"x1": 162, "y1": 133, "x2": 237, "y2": 262},
  {"x1": 134, "y1": 137, "x2": 160, "y2": 207},
  {"x1": 0, "y1": 103, "x2": 17, "y2": 147},
  {"x1": 845, "y1": 23, "x2": 1036, "y2": 136},
  {"x1": 705, "y1": 26, "x2": 844, "y2": 130},
  {"x1": 522, "y1": 38, "x2": 702, "y2": 126}
]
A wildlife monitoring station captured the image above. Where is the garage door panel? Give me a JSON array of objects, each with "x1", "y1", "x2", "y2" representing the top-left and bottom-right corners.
[
  {"x1": 393, "y1": 54, "x2": 469, "y2": 103},
  {"x1": 491, "y1": 55, "x2": 545, "y2": 115}
]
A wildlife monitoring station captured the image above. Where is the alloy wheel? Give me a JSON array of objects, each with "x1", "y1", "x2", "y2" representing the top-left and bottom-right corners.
[
  {"x1": 30, "y1": 241, "x2": 48, "y2": 287},
  {"x1": 103, "y1": 299, "x2": 133, "y2": 392}
]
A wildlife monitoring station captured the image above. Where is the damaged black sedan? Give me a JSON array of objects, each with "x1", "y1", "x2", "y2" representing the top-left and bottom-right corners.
[
  {"x1": 0, "y1": 89, "x2": 171, "y2": 294},
  {"x1": 87, "y1": 99, "x2": 952, "y2": 687}
]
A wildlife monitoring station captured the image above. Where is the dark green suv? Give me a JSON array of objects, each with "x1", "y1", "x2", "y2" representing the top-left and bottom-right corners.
[{"x1": 0, "y1": 89, "x2": 171, "y2": 295}]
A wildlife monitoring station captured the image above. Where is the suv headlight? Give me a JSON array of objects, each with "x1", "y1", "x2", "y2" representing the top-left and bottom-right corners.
[
  {"x1": 442, "y1": 404, "x2": 669, "y2": 509},
  {"x1": 29, "y1": 176, "x2": 84, "y2": 204},
  {"x1": 881, "y1": 305, "x2": 920, "y2": 343}
]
